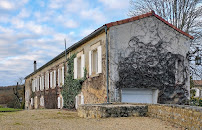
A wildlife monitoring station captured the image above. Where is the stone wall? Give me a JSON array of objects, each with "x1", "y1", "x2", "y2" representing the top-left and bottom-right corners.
[
  {"x1": 78, "y1": 104, "x2": 148, "y2": 118},
  {"x1": 148, "y1": 104, "x2": 202, "y2": 130},
  {"x1": 78, "y1": 103, "x2": 202, "y2": 129}
]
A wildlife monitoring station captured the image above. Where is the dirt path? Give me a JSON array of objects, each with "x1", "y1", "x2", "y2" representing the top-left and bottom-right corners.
[{"x1": 0, "y1": 109, "x2": 184, "y2": 130}]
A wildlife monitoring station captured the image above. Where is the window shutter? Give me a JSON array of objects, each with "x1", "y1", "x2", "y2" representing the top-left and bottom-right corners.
[
  {"x1": 89, "y1": 51, "x2": 92, "y2": 76},
  {"x1": 50, "y1": 72, "x2": 53, "y2": 88},
  {"x1": 58, "y1": 68, "x2": 60, "y2": 87},
  {"x1": 62, "y1": 66, "x2": 64, "y2": 85},
  {"x1": 81, "y1": 54, "x2": 85, "y2": 78},
  {"x1": 58, "y1": 97, "x2": 60, "y2": 109},
  {"x1": 45, "y1": 74, "x2": 47, "y2": 89},
  {"x1": 42, "y1": 76, "x2": 44, "y2": 90},
  {"x1": 40, "y1": 77, "x2": 42, "y2": 91},
  {"x1": 34, "y1": 79, "x2": 36, "y2": 92},
  {"x1": 47, "y1": 72, "x2": 49, "y2": 89},
  {"x1": 54, "y1": 70, "x2": 56, "y2": 88},
  {"x1": 74, "y1": 58, "x2": 77, "y2": 79},
  {"x1": 38, "y1": 77, "x2": 39, "y2": 91},
  {"x1": 32, "y1": 80, "x2": 34, "y2": 92},
  {"x1": 37, "y1": 77, "x2": 39, "y2": 91},
  {"x1": 97, "y1": 46, "x2": 102, "y2": 73}
]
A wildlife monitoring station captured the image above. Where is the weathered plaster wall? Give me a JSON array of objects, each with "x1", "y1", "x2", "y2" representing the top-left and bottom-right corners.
[{"x1": 109, "y1": 16, "x2": 191, "y2": 104}]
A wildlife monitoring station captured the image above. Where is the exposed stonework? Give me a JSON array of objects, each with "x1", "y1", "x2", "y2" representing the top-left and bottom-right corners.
[
  {"x1": 78, "y1": 103, "x2": 202, "y2": 129},
  {"x1": 78, "y1": 103, "x2": 148, "y2": 118},
  {"x1": 148, "y1": 104, "x2": 202, "y2": 130}
]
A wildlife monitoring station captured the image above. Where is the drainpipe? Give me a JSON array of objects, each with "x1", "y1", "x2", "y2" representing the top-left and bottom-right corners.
[{"x1": 105, "y1": 25, "x2": 109, "y2": 103}]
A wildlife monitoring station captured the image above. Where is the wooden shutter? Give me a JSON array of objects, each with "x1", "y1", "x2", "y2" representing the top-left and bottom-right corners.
[
  {"x1": 42, "y1": 76, "x2": 44, "y2": 90},
  {"x1": 74, "y1": 58, "x2": 77, "y2": 79},
  {"x1": 58, "y1": 97, "x2": 60, "y2": 109},
  {"x1": 97, "y1": 46, "x2": 102, "y2": 73},
  {"x1": 50, "y1": 72, "x2": 53, "y2": 88},
  {"x1": 62, "y1": 66, "x2": 64, "y2": 85},
  {"x1": 58, "y1": 68, "x2": 60, "y2": 86},
  {"x1": 40, "y1": 77, "x2": 42, "y2": 91},
  {"x1": 89, "y1": 51, "x2": 92, "y2": 76},
  {"x1": 47, "y1": 72, "x2": 49, "y2": 89},
  {"x1": 81, "y1": 54, "x2": 85, "y2": 78},
  {"x1": 54, "y1": 70, "x2": 56, "y2": 88},
  {"x1": 37, "y1": 77, "x2": 39, "y2": 91}
]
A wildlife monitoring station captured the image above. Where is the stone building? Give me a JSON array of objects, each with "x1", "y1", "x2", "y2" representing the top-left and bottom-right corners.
[{"x1": 25, "y1": 11, "x2": 193, "y2": 109}]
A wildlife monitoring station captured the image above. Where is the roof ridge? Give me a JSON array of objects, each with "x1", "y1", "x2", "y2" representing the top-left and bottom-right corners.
[{"x1": 106, "y1": 10, "x2": 193, "y2": 39}]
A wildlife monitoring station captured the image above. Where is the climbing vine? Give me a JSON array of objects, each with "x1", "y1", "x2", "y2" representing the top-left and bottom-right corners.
[{"x1": 62, "y1": 54, "x2": 87, "y2": 109}]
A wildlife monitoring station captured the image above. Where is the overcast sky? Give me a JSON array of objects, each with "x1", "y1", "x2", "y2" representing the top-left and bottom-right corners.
[{"x1": 0, "y1": 0, "x2": 130, "y2": 86}]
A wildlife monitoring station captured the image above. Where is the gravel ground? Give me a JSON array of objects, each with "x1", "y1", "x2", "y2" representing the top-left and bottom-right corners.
[{"x1": 0, "y1": 109, "x2": 184, "y2": 130}]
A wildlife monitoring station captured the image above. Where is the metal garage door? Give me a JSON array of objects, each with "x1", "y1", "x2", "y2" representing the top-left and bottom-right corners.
[{"x1": 121, "y1": 88, "x2": 157, "y2": 104}]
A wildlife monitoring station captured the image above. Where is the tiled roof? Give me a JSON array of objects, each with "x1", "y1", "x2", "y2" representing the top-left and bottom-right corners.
[
  {"x1": 106, "y1": 11, "x2": 194, "y2": 39},
  {"x1": 25, "y1": 11, "x2": 194, "y2": 79}
]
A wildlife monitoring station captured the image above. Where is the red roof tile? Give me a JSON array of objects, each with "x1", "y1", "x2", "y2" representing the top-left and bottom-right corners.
[
  {"x1": 106, "y1": 11, "x2": 194, "y2": 39},
  {"x1": 193, "y1": 80, "x2": 202, "y2": 86}
]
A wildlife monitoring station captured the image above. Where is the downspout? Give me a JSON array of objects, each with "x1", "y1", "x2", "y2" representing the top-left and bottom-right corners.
[{"x1": 105, "y1": 25, "x2": 109, "y2": 103}]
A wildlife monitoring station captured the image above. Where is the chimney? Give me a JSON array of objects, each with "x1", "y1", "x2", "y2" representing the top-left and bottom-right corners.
[{"x1": 34, "y1": 60, "x2": 37, "y2": 71}]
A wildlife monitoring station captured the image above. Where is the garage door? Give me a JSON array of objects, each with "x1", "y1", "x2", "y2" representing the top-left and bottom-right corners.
[{"x1": 121, "y1": 88, "x2": 158, "y2": 104}]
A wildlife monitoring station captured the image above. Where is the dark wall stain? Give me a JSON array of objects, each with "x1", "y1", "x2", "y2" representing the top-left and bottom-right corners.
[{"x1": 116, "y1": 37, "x2": 189, "y2": 104}]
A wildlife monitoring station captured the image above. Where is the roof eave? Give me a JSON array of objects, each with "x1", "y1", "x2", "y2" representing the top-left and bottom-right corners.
[{"x1": 25, "y1": 25, "x2": 106, "y2": 79}]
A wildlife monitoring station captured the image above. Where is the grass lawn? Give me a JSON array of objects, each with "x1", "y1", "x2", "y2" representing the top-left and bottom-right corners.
[{"x1": 0, "y1": 108, "x2": 22, "y2": 112}]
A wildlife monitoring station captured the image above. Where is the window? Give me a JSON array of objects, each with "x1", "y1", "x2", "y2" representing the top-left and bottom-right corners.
[
  {"x1": 31, "y1": 98, "x2": 33, "y2": 106},
  {"x1": 58, "y1": 67, "x2": 64, "y2": 87},
  {"x1": 40, "y1": 96, "x2": 44, "y2": 106},
  {"x1": 40, "y1": 75, "x2": 44, "y2": 91},
  {"x1": 77, "y1": 57, "x2": 81, "y2": 78},
  {"x1": 45, "y1": 72, "x2": 49, "y2": 90},
  {"x1": 36, "y1": 77, "x2": 39, "y2": 91},
  {"x1": 89, "y1": 45, "x2": 102, "y2": 76},
  {"x1": 92, "y1": 49, "x2": 98, "y2": 74},
  {"x1": 32, "y1": 80, "x2": 35, "y2": 92},
  {"x1": 51, "y1": 70, "x2": 57, "y2": 88},
  {"x1": 74, "y1": 53, "x2": 85, "y2": 79},
  {"x1": 50, "y1": 72, "x2": 53, "y2": 88}
]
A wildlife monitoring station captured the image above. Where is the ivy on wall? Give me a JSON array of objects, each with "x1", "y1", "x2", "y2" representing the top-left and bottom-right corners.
[{"x1": 62, "y1": 54, "x2": 87, "y2": 109}]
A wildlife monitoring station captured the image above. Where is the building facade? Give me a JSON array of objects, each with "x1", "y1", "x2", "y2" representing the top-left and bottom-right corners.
[{"x1": 25, "y1": 11, "x2": 193, "y2": 109}]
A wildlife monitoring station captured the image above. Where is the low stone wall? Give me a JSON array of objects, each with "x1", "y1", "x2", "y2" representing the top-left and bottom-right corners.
[
  {"x1": 78, "y1": 103, "x2": 202, "y2": 129},
  {"x1": 148, "y1": 104, "x2": 202, "y2": 130},
  {"x1": 78, "y1": 104, "x2": 148, "y2": 118}
]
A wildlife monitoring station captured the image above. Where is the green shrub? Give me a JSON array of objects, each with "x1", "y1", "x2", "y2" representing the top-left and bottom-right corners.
[
  {"x1": 190, "y1": 97, "x2": 202, "y2": 107},
  {"x1": 62, "y1": 54, "x2": 87, "y2": 109},
  {"x1": 0, "y1": 105, "x2": 2, "y2": 108}
]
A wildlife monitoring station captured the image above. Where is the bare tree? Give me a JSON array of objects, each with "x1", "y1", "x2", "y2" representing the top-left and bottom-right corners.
[{"x1": 128, "y1": 0, "x2": 202, "y2": 79}]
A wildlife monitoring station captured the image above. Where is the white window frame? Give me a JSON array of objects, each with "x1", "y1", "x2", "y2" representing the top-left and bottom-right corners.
[
  {"x1": 74, "y1": 51, "x2": 85, "y2": 79},
  {"x1": 89, "y1": 44, "x2": 102, "y2": 76}
]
